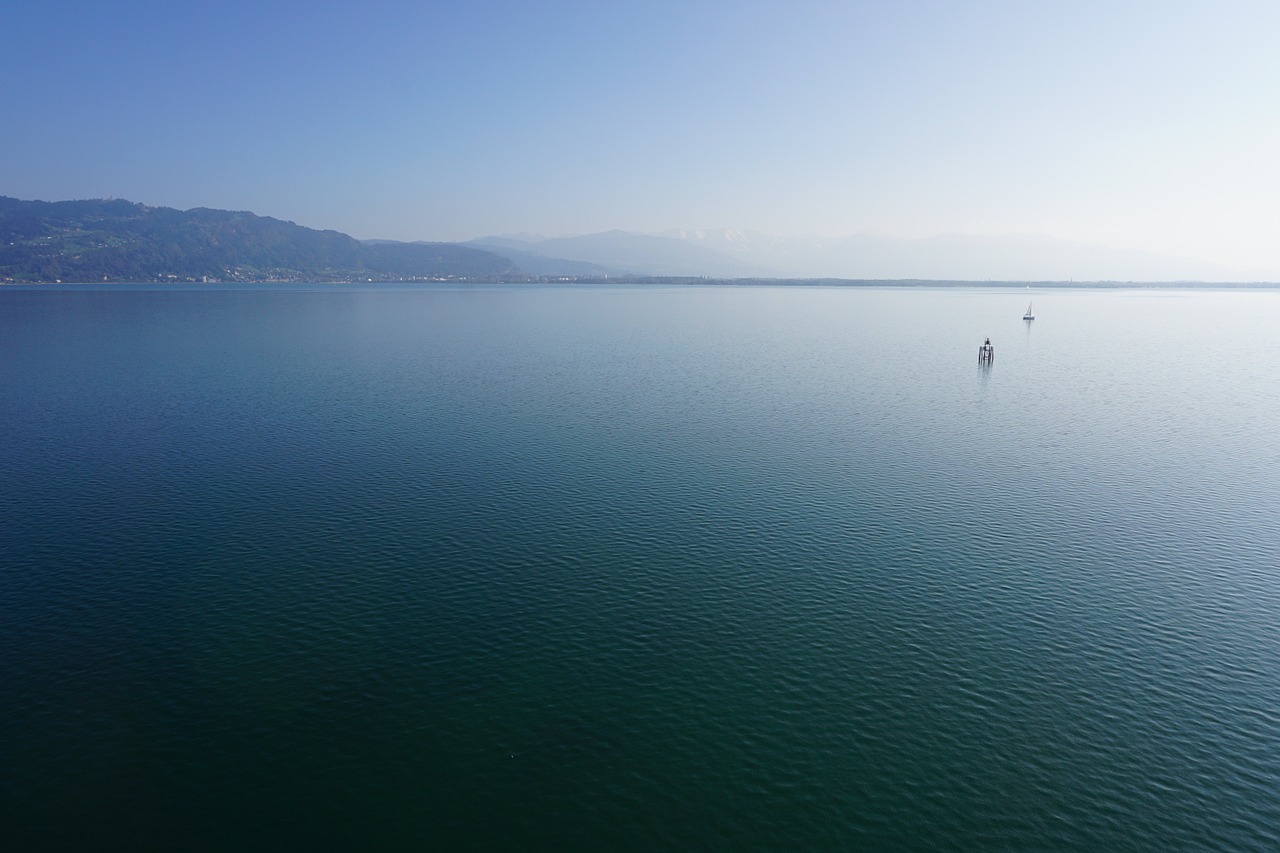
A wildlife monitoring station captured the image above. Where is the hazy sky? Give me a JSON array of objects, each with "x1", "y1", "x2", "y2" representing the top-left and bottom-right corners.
[{"x1": 5, "y1": 1, "x2": 1279, "y2": 272}]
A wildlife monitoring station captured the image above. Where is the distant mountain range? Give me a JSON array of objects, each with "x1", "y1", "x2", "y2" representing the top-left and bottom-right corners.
[
  {"x1": 656, "y1": 228, "x2": 1275, "y2": 282},
  {"x1": 3, "y1": 195, "x2": 1273, "y2": 283},
  {"x1": 467, "y1": 227, "x2": 1272, "y2": 282}
]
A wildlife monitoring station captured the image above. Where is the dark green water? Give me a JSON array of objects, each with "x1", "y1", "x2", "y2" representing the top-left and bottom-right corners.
[{"x1": 3, "y1": 284, "x2": 1279, "y2": 850}]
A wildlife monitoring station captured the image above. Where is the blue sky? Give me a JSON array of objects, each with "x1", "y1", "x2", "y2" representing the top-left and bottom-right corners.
[{"x1": 5, "y1": 1, "x2": 1279, "y2": 271}]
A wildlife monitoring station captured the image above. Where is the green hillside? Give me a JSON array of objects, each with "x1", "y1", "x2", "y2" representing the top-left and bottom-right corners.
[{"x1": 0, "y1": 197, "x2": 520, "y2": 282}]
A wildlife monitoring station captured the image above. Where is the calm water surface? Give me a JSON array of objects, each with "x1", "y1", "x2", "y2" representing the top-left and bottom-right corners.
[{"x1": 3, "y1": 284, "x2": 1279, "y2": 850}]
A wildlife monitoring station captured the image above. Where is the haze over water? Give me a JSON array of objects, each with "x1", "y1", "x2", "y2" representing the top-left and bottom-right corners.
[{"x1": 3, "y1": 284, "x2": 1279, "y2": 849}]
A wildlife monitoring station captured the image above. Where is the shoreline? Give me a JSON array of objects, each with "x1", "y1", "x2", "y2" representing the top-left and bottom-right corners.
[{"x1": 5, "y1": 277, "x2": 1280, "y2": 290}]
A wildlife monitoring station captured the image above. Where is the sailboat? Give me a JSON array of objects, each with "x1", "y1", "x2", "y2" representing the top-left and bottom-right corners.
[{"x1": 1023, "y1": 301, "x2": 1034, "y2": 321}]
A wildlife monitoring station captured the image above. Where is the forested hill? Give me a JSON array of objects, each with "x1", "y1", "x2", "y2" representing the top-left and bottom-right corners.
[{"x1": 0, "y1": 197, "x2": 520, "y2": 283}]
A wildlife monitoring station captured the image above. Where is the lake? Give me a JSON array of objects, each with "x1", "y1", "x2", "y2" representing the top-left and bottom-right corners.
[{"x1": 3, "y1": 283, "x2": 1279, "y2": 849}]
